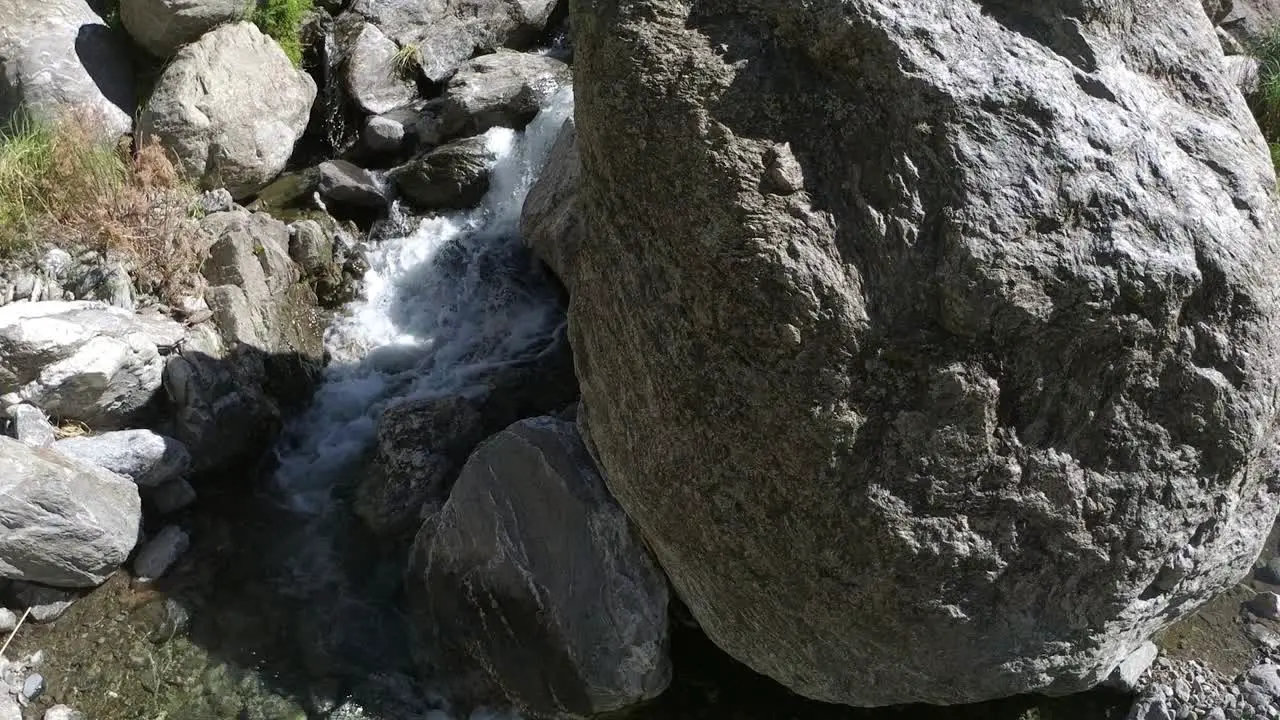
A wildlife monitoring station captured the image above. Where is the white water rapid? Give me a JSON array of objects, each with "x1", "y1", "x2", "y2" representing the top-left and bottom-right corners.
[{"x1": 270, "y1": 88, "x2": 574, "y2": 515}]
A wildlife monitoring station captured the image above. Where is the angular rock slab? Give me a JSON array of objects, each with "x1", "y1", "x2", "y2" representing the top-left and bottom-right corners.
[
  {"x1": 408, "y1": 417, "x2": 670, "y2": 717},
  {"x1": 0, "y1": 0, "x2": 135, "y2": 138},
  {"x1": 0, "y1": 436, "x2": 141, "y2": 588},
  {"x1": 55, "y1": 429, "x2": 191, "y2": 487},
  {"x1": 138, "y1": 22, "x2": 317, "y2": 199},
  {"x1": 569, "y1": 0, "x2": 1280, "y2": 706},
  {"x1": 0, "y1": 301, "x2": 182, "y2": 428}
]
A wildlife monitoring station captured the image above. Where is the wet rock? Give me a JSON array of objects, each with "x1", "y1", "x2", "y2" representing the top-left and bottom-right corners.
[
  {"x1": 139, "y1": 23, "x2": 317, "y2": 198},
  {"x1": 0, "y1": 301, "x2": 183, "y2": 428},
  {"x1": 3, "y1": 405, "x2": 55, "y2": 449},
  {"x1": 133, "y1": 526, "x2": 190, "y2": 580},
  {"x1": 348, "y1": 0, "x2": 560, "y2": 82},
  {"x1": 0, "y1": 0, "x2": 135, "y2": 139},
  {"x1": 391, "y1": 136, "x2": 497, "y2": 211},
  {"x1": 344, "y1": 22, "x2": 417, "y2": 115},
  {"x1": 54, "y1": 430, "x2": 191, "y2": 487},
  {"x1": 0, "y1": 436, "x2": 140, "y2": 587},
  {"x1": 253, "y1": 169, "x2": 321, "y2": 212},
  {"x1": 439, "y1": 51, "x2": 571, "y2": 140},
  {"x1": 520, "y1": 116, "x2": 579, "y2": 291},
  {"x1": 318, "y1": 160, "x2": 389, "y2": 210},
  {"x1": 146, "y1": 477, "x2": 198, "y2": 515},
  {"x1": 119, "y1": 0, "x2": 243, "y2": 57},
  {"x1": 409, "y1": 417, "x2": 670, "y2": 717}
]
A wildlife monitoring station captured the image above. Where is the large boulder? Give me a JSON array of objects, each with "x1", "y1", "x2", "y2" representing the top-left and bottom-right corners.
[
  {"x1": 55, "y1": 429, "x2": 191, "y2": 488},
  {"x1": 0, "y1": 436, "x2": 141, "y2": 588},
  {"x1": 138, "y1": 22, "x2": 318, "y2": 199},
  {"x1": 439, "y1": 51, "x2": 571, "y2": 140},
  {"x1": 119, "y1": 0, "x2": 245, "y2": 58},
  {"x1": 568, "y1": 0, "x2": 1280, "y2": 707},
  {"x1": 520, "y1": 116, "x2": 580, "y2": 291},
  {"x1": 1217, "y1": 0, "x2": 1280, "y2": 45},
  {"x1": 0, "y1": 0, "x2": 135, "y2": 138},
  {"x1": 0, "y1": 301, "x2": 184, "y2": 428},
  {"x1": 348, "y1": 0, "x2": 560, "y2": 81},
  {"x1": 408, "y1": 417, "x2": 670, "y2": 717},
  {"x1": 344, "y1": 22, "x2": 417, "y2": 115},
  {"x1": 391, "y1": 136, "x2": 498, "y2": 210}
]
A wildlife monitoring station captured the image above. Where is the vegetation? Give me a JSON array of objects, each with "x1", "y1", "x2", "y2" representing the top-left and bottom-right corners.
[
  {"x1": 1249, "y1": 28, "x2": 1280, "y2": 170},
  {"x1": 248, "y1": 0, "x2": 314, "y2": 68},
  {"x1": 0, "y1": 113, "x2": 206, "y2": 302},
  {"x1": 393, "y1": 43, "x2": 422, "y2": 79}
]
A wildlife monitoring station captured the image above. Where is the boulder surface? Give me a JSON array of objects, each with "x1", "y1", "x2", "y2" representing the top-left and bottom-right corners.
[{"x1": 567, "y1": 0, "x2": 1280, "y2": 706}]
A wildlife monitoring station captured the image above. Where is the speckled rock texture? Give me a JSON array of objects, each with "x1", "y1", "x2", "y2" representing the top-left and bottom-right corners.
[{"x1": 566, "y1": 0, "x2": 1280, "y2": 706}]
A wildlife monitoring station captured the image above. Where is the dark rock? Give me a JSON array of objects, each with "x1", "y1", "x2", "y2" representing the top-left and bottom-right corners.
[
  {"x1": 520, "y1": 115, "x2": 579, "y2": 291},
  {"x1": 254, "y1": 169, "x2": 322, "y2": 212},
  {"x1": 318, "y1": 160, "x2": 388, "y2": 210},
  {"x1": 568, "y1": 0, "x2": 1280, "y2": 706},
  {"x1": 408, "y1": 417, "x2": 670, "y2": 717},
  {"x1": 391, "y1": 137, "x2": 496, "y2": 210},
  {"x1": 120, "y1": 0, "x2": 243, "y2": 58}
]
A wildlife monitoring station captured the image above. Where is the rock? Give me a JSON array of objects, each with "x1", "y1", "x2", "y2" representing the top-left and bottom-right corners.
[
  {"x1": 0, "y1": 608, "x2": 16, "y2": 633},
  {"x1": 1242, "y1": 664, "x2": 1280, "y2": 701},
  {"x1": 21, "y1": 674, "x2": 43, "y2": 701},
  {"x1": 138, "y1": 22, "x2": 318, "y2": 199},
  {"x1": 569, "y1": 0, "x2": 1280, "y2": 706},
  {"x1": 0, "y1": 0, "x2": 135, "y2": 139},
  {"x1": 345, "y1": 22, "x2": 417, "y2": 115},
  {"x1": 0, "y1": 437, "x2": 140, "y2": 587},
  {"x1": 520, "y1": 116, "x2": 579, "y2": 290},
  {"x1": 1220, "y1": 1, "x2": 1280, "y2": 46},
  {"x1": 349, "y1": 0, "x2": 560, "y2": 82},
  {"x1": 318, "y1": 160, "x2": 389, "y2": 210},
  {"x1": 289, "y1": 220, "x2": 337, "y2": 277},
  {"x1": 119, "y1": 0, "x2": 244, "y2": 58},
  {"x1": 54, "y1": 430, "x2": 191, "y2": 487},
  {"x1": 0, "y1": 697, "x2": 17, "y2": 720},
  {"x1": 1128, "y1": 689, "x2": 1175, "y2": 720},
  {"x1": 439, "y1": 51, "x2": 571, "y2": 140},
  {"x1": 363, "y1": 115, "x2": 406, "y2": 153},
  {"x1": 1249, "y1": 592, "x2": 1280, "y2": 619},
  {"x1": 1224, "y1": 55, "x2": 1262, "y2": 98},
  {"x1": 253, "y1": 169, "x2": 321, "y2": 211},
  {"x1": 133, "y1": 526, "x2": 190, "y2": 580},
  {"x1": 9, "y1": 582, "x2": 80, "y2": 622},
  {"x1": 1259, "y1": 556, "x2": 1280, "y2": 585},
  {"x1": 146, "y1": 477, "x2": 198, "y2": 515},
  {"x1": 355, "y1": 395, "x2": 486, "y2": 536},
  {"x1": 43, "y1": 706, "x2": 86, "y2": 720},
  {"x1": 198, "y1": 188, "x2": 236, "y2": 215},
  {"x1": 1107, "y1": 641, "x2": 1160, "y2": 693},
  {"x1": 3, "y1": 405, "x2": 55, "y2": 449},
  {"x1": 0, "y1": 301, "x2": 182, "y2": 429},
  {"x1": 392, "y1": 136, "x2": 498, "y2": 210},
  {"x1": 408, "y1": 417, "x2": 670, "y2": 717}
]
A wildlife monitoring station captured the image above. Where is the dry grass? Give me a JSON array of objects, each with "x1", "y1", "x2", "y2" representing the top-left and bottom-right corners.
[{"x1": 0, "y1": 111, "x2": 207, "y2": 303}]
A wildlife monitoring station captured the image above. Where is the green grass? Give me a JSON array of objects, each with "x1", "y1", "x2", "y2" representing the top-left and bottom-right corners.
[
  {"x1": 0, "y1": 116, "x2": 126, "y2": 256},
  {"x1": 1249, "y1": 28, "x2": 1280, "y2": 175},
  {"x1": 248, "y1": 0, "x2": 314, "y2": 68}
]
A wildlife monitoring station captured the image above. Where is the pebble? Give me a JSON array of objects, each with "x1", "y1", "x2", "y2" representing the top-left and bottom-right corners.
[{"x1": 22, "y1": 673, "x2": 44, "y2": 701}]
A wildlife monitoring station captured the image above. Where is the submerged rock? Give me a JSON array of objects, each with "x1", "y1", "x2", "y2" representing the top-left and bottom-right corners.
[
  {"x1": 139, "y1": 22, "x2": 317, "y2": 198},
  {"x1": 568, "y1": 0, "x2": 1280, "y2": 706},
  {"x1": 408, "y1": 417, "x2": 670, "y2": 717}
]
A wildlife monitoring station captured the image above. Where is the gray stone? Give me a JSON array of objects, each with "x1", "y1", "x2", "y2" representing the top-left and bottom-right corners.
[
  {"x1": 43, "y1": 706, "x2": 86, "y2": 720},
  {"x1": 0, "y1": 608, "x2": 16, "y2": 633},
  {"x1": 10, "y1": 582, "x2": 80, "y2": 622},
  {"x1": 1219, "y1": 0, "x2": 1280, "y2": 46},
  {"x1": 1241, "y1": 664, "x2": 1280, "y2": 702},
  {"x1": 289, "y1": 220, "x2": 337, "y2": 278},
  {"x1": 363, "y1": 115, "x2": 406, "y2": 153},
  {"x1": 21, "y1": 674, "x2": 43, "y2": 701},
  {"x1": 439, "y1": 51, "x2": 570, "y2": 140},
  {"x1": 198, "y1": 188, "x2": 236, "y2": 215},
  {"x1": 408, "y1": 417, "x2": 670, "y2": 717},
  {"x1": 55, "y1": 430, "x2": 191, "y2": 488},
  {"x1": 1224, "y1": 55, "x2": 1261, "y2": 98},
  {"x1": 0, "y1": 0, "x2": 135, "y2": 139},
  {"x1": 119, "y1": 0, "x2": 244, "y2": 58},
  {"x1": 147, "y1": 478, "x2": 198, "y2": 515},
  {"x1": 344, "y1": 22, "x2": 417, "y2": 115},
  {"x1": 318, "y1": 160, "x2": 389, "y2": 210},
  {"x1": 569, "y1": 0, "x2": 1280, "y2": 706},
  {"x1": 520, "y1": 116, "x2": 580, "y2": 291},
  {"x1": 1107, "y1": 641, "x2": 1160, "y2": 693},
  {"x1": 0, "y1": 696, "x2": 16, "y2": 720},
  {"x1": 392, "y1": 136, "x2": 496, "y2": 210},
  {"x1": 0, "y1": 437, "x2": 140, "y2": 587},
  {"x1": 0, "y1": 301, "x2": 182, "y2": 429},
  {"x1": 1248, "y1": 591, "x2": 1280, "y2": 619},
  {"x1": 349, "y1": 0, "x2": 560, "y2": 82},
  {"x1": 4, "y1": 405, "x2": 55, "y2": 449},
  {"x1": 1128, "y1": 689, "x2": 1176, "y2": 720},
  {"x1": 132, "y1": 526, "x2": 189, "y2": 580},
  {"x1": 138, "y1": 23, "x2": 318, "y2": 199}
]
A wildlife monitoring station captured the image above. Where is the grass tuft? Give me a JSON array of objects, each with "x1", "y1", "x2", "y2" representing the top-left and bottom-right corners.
[
  {"x1": 0, "y1": 111, "x2": 207, "y2": 303},
  {"x1": 392, "y1": 43, "x2": 421, "y2": 79},
  {"x1": 249, "y1": 0, "x2": 314, "y2": 68},
  {"x1": 1249, "y1": 29, "x2": 1280, "y2": 173}
]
